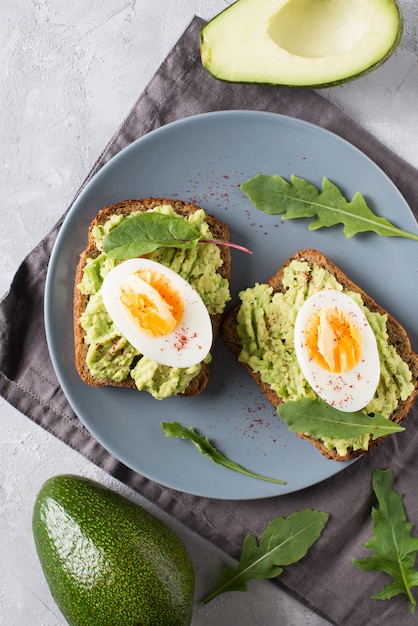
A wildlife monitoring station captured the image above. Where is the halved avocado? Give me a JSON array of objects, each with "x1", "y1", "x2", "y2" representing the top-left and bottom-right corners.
[{"x1": 200, "y1": 0, "x2": 403, "y2": 88}]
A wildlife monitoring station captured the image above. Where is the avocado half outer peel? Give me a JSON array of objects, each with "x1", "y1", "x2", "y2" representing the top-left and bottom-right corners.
[
  {"x1": 200, "y1": 0, "x2": 403, "y2": 88},
  {"x1": 32, "y1": 474, "x2": 195, "y2": 626}
]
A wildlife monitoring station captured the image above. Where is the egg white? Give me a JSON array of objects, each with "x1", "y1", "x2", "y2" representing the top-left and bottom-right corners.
[
  {"x1": 101, "y1": 258, "x2": 212, "y2": 368},
  {"x1": 294, "y1": 289, "x2": 380, "y2": 412}
]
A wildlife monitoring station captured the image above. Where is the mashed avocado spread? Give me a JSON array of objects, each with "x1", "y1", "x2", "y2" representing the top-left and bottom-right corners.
[
  {"x1": 77, "y1": 205, "x2": 230, "y2": 399},
  {"x1": 236, "y1": 260, "x2": 414, "y2": 456}
]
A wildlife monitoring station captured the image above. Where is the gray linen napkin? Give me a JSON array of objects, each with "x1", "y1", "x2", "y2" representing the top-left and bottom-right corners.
[{"x1": 1, "y1": 16, "x2": 417, "y2": 626}]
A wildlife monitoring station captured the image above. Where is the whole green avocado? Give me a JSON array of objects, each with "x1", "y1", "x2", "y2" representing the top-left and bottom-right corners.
[{"x1": 32, "y1": 474, "x2": 195, "y2": 625}]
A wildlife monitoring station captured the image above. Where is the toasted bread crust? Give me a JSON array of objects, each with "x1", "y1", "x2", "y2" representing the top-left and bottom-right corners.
[
  {"x1": 74, "y1": 198, "x2": 231, "y2": 397},
  {"x1": 222, "y1": 249, "x2": 418, "y2": 461}
]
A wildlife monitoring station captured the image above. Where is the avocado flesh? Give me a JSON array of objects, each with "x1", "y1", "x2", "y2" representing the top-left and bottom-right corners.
[
  {"x1": 32, "y1": 475, "x2": 195, "y2": 626},
  {"x1": 200, "y1": 0, "x2": 403, "y2": 87}
]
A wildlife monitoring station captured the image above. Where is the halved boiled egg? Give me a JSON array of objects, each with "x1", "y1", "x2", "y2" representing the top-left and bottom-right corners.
[
  {"x1": 294, "y1": 289, "x2": 380, "y2": 412},
  {"x1": 101, "y1": 258, "x2": 212, "y2": 368}
]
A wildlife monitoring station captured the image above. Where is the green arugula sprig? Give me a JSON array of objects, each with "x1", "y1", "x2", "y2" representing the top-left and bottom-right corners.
[
  {"x1": 202, "y1": 509, "x2": 329, "y2": 604},
  {"x1": 354, "y1": 469, "x2": 418, "y2": 614},
  {"x1": 278, "y1": 397, "x2": 405, "y2": 441},
  {"x1": 161, "y1": 421, "x2": 286, "y2": 485},
  {"x1": 241, "y1": 174, "x2": 418, "y2": 241},
  {"x1": 103, "y1": 212, "x2": 252, "y2": 258}
]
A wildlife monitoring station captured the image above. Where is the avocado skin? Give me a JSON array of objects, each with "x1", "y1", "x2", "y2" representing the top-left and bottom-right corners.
[{"x1": 32, "y1": 474, "x2": 195, "y2": 626}]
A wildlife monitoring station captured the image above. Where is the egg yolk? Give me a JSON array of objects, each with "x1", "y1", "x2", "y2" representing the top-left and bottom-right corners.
[
  {"x1": 304, "y1": 306, "x2": 363, "y2": 373},
  {"x1": 119, "y1": 269, "x2": 184, "y2": 337}
]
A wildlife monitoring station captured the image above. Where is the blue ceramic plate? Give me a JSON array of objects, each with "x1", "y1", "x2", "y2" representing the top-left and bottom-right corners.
[{"x1": 45, "y1": 111, "x2": 418, "y2": 499}]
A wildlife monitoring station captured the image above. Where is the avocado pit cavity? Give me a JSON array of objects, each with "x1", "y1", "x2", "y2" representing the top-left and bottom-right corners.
[{"x1": 268, "y1": 0, "x2": 366, "y2": 58}]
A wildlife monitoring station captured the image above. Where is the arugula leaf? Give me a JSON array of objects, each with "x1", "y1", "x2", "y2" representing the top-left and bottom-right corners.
[
  {"x1": 104, "y1": 212, "x2": 202, "y2": 258},
  {"x1": 278, "y1": 397, "x2": 404, "y2": 440},
  {"x1": 103, "y1": 212, "x2": 252, "y2": 258},
  {"x1": 241, "y1": 174, "x2": 418, "y2": 241},
  {"x1": 353, "y1": 469, "x2": 418, "y2": 614},
  {"x1": 161, "y1": 421, "x2": 286, "y2": 484},
  {"x1": 202, "y1": 509, "x2": 329, "y2": 604}
]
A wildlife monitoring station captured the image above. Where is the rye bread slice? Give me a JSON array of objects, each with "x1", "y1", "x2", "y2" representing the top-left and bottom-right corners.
[
  {"x1": 74, "y1": 197, "x2": 231, "y2": 397},
  {"x1": 221, "y1": 249, "x2": 418, "y2": 461}
]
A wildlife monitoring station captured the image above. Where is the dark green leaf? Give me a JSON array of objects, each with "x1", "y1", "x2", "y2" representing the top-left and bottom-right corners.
[
  {"x1": 103, "y1": 212, "x2": 202, "y2": 258},
  {"x1": 202, "y1": 509, "x2": 329, "y2": 603},
  {"x1": 353, "y1": 469, "x2": 418, "y2": 614},
  {"x1": 103, "y1": 211, "x2": 253, "y2": 258},
  {"x1": 278, "y1": 397, "x2": 404, "y2": 440},
  {"x1": 241, "y1": 174, "x2": 418, "y2": 241},
  {"x1": 161, "y1": 421, "x2": 286, "y2": 484}
]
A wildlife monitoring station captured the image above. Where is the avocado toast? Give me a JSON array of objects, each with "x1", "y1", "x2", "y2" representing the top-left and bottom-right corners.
[
  {"x1": 222, "y1": 249, "x2": 418, "y2": 461},
  {"x1": 74, "y1": 198, "x2": 231, "y2": 400}
]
